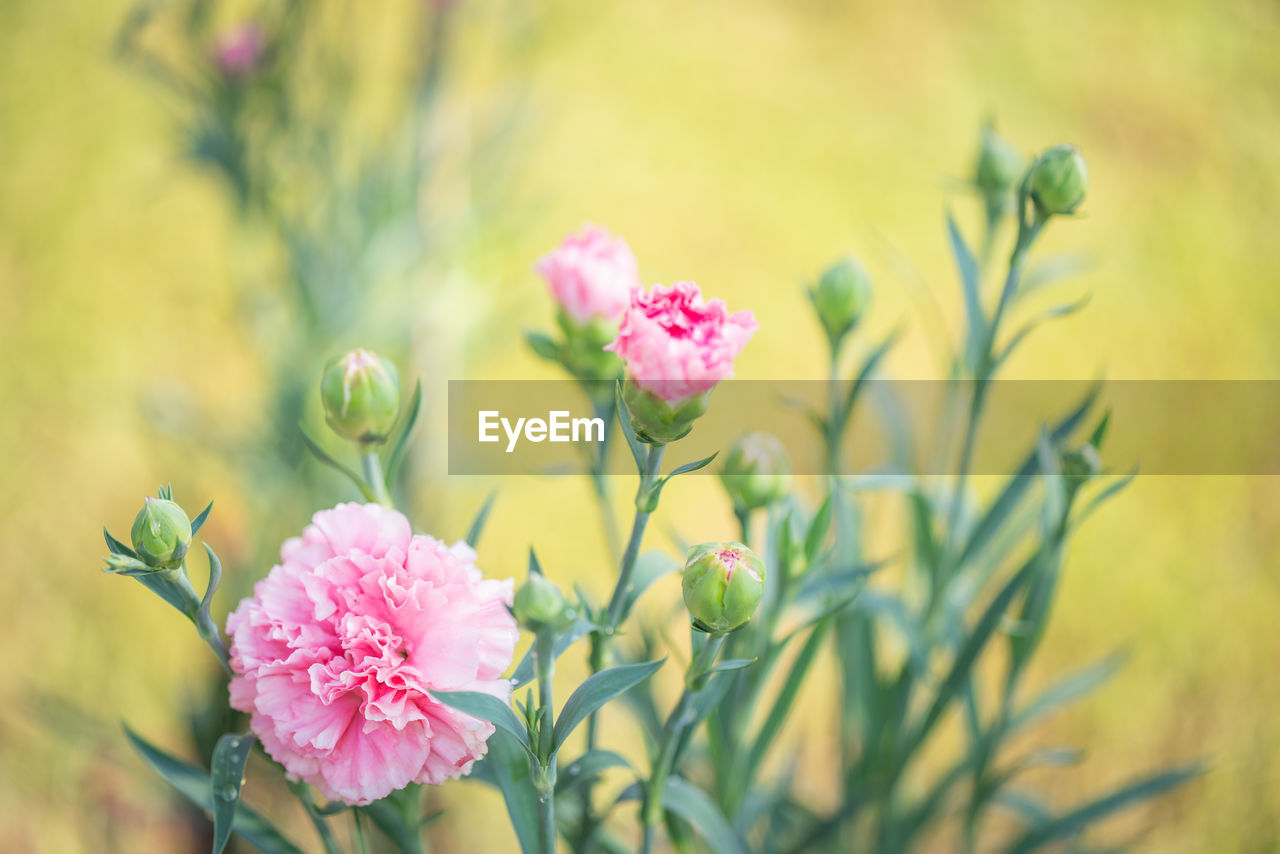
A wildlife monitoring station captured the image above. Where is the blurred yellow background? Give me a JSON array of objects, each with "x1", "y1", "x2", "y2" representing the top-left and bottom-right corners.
[{"x1": 2, "y1": 0, "x2": 1279, "y2": 851}]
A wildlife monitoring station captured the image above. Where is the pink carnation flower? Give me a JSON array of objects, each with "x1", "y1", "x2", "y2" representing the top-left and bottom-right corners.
[
  {"x1": 226, "y1": 503, "x2": 518, "y2": 805},
  {"x1": 213, "y1": 24, "x2": 265, "y2": 78},
  {"x1": 606, "y1": 281, "x2": 758, "y2": 404},
  {"x1": 535, "y1": 224, "x2": 639, "y2": 326}
]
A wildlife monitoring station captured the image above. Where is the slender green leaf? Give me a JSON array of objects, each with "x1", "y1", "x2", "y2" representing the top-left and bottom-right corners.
[
  {"x1": 553, "y1": 659, "x2": 664, "y2": 748},
  {"x1": 804, "y1": 495, "x2": 833, "y2": 567},
  {"x1": 792, "y1": 560, "x2": 885, "y2": 607},
  {"x1": 104, "y1": 527, "x2": 137, "y2": 558},
  {"x1": 464, "y1": 491, "x2": 498, "y2": 549},
  {"x1": 123, "y1": 725, "x2": 304, "y2": 854},
  {"x1": 1007, "y1": 654, "x2": 1125, "y2": 735},
  {"x1": 838, "y1": 329, "x2": 901, "y2": 430},
  {"x1": 525, "y1": 330, "x2": 560, "y2": 362},
  {"x1": 664, "y1": 776, "x2": 750, "y2": 854},
  {"x1": 615, "y1": 382, "x2": 648, "y2": 471},
  {"x1": 707, "y1": 658, "x2": 756, "y2": 675},
  {"x1": 665, "y1": 452, "x2": 719, "y2": 480},
  {"x1": 299, "y1": 425, "x2": 376, "y2": 502},
  {"x1": 189, "y1": 500, "x2": 214, "y2": 536},
  {"x1": 1070, "y1": 469, "x2": 1137, "y2": 532},
  {"x1": 131, "y1": 569, "x2": 194, "y2": 616},
  {"x1": 555, "y1": 749, "x2": 634, "y2": 796},
  {"x1": 197, "y1": 544, "x2": 222, "y2": 630},
  {"x1": 905, "y1": 553, "x2": 1040, "y2": 757},
  {"x1": 430, "y1": 691, "x2": 533, "y2": 757},
  {"x1": 468, "y1": 729, "x2": 541, "y2": 854},
  {"x1": 622, "y1": 550, "x2": 680, "y2": 617},
  {"x1": 851, "y1": 591, "x2": 927, "y2": 675},
  {"x1": 386, "y1": 380, "x2": 423, "y2": 487},
  {"x1": 210, "y1": 732, "x2": 255, "y2": 854},
  {"x1": 527, "y1": 547, "x2": 544, "y2": 577},
  {"x1": 995, "y1": 294, "x2": 1091, "y2": 371},
  {"x1": 993, "y1": 788, "x2": 1052, "y2": 829},
  {"x1": 959, "y1": 383, "x2": 1099, "y2": 566},
  {"x1": 947, "y1": 213, "x2": 987, "y2": 373},
  {"x1": 742, "y1": 621, "x2": 830, "y2": 782},
  {"x1": 1003, "y1": 765, "x2": 1203, "y2": 854}
]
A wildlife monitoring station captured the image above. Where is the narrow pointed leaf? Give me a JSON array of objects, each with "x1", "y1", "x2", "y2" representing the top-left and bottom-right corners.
[
  {"x1": 104, "y1": 527, "x2": 137, "y2": 558},
  {"x1": 430, "y1": 691, "x2": 534, "y2": 757},
  {"x1": 947, "y1": 213, "x2": 987, "y2": 372},
  {"x1": 299, "y1": 425, "x2": 376, "y2": 502},
  {"x1": 524, "y1": 330, "x2": 560, "y2": 362},
  {"x1": 666, "y1": 452, "x2": 719, "y2": 480},
  {"x1": 123, "y1": 725, "x2": 304, "y2": 854},
  {"x1": 663, "y1": 776, "x2": 750, "y2": 854},
  {"x1": 555, "y1": 749, "x2": 634, "y2": 796},
  {"x1": 386, "y1": 380, "x2": 423, "y2": 487},
  {"x1": 804, "y1": 495, "x2": 833, "y2": 567},
  {"x1": 621, "y1": 550, "x2": 681, "y2": 618},
  {"x1": 615, "y1": 382, "x2": 648, "y2": 471},
  {"x1": 1007, "y1": 653, "x2": 1125, "y2": 735},
  {"x1": 210, "y1": 732, "x2": 255, "y2": 854},
  {"x1": 1003, "y1": 765, "x2": 1203, "y2": 854},
  {"x1": 468, "y1": 729, "x2": 541, "y2": 854},
  {"x1": 189, "y1": 501, "x2": 214, "y2": 536},
  {"x1": 464, "y1": 491, "x2": 498, "y2": 549},
  {"x1": 553, "y1": 659, "x2": 664, "y2": 748}
]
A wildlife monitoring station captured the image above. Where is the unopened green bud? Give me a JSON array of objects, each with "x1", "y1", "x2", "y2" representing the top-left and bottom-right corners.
[
  {"x1": 620, "y1": 380, "x2": 711, "y2": 446},
  {"x1": 131, "y1": 497, "x2": 192, "y2": 568},
  {"x1": 321, "y1": 349, "x2": 401, "y2": 445},
  {"x1": 974, "y1": 127, "x2": 1025, "y2": 217},
  {"x1": 720, "y1": 433, "x2": 790, "y2": 513},
  {"x1": 682, "y1": 542, "x2": 766, "y2": 634},
  {"x1": 1028, "y1": 144, "x2": 1088, "y2": 216},
  {"x1": 810, "y1": 257, "x2": 872, "y2": 347},
  {"x1": 513, "y1": 573, "x2": 575, "y2": 632}
]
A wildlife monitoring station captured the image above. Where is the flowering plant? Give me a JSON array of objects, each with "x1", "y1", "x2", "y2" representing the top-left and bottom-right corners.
[{"x1": 100, "y1": 130, "x2": 1199, "y2": 854}]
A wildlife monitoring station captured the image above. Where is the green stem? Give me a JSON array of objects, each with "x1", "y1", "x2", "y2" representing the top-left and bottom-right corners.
[
  {"x1": 734, "y1": 507, "x2": 751, "y2": 549},
  {"x1": 533, "y1": 630, "x2": 558, "y2": 854},
  {"x1": 581, "y1": 443, "x2": 664, "y2": 849},
  {"x1": 641, "y1": 634, "x2": 727, "y2": 853},
  {"x1": 353, "y1": 809, "x2": 369, "y2": 854},
  {"x1": 603, "y1": 443, "x2": 665, "y2": 628},
  {"x1": 287, "y1": 781, "x2": 343, "y2": 854},
  {"x1": 361, "y1": 448, "x2": 394, "y2": 509}
]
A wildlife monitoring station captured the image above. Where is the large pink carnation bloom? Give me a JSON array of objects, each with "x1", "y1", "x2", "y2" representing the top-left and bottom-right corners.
[
  {"x1": 226, "y1": 503, "x2": 518, "y2": 805},
  {"x1": 606, "y1": 281, "x2": 758, "y2": 404},
  {"x1": 535, "y1": 224, "x2": 639, "y2": 326}
]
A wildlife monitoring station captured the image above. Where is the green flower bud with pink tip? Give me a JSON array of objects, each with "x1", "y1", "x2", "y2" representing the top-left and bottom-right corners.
[
  {"x1": 130, "y1": 497, "x2": 192, "y2": 569},
  {"x1": 321, "y1": 349, "x2": 401, "y2": 445},
  {"x1": 682, "y1": 542, "x2": 766, "y2": 634}
]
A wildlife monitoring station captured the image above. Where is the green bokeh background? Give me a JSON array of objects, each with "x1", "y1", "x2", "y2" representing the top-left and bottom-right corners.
[{"x1": 2, "y1": 0, "x2": 1279, "y2": 851}]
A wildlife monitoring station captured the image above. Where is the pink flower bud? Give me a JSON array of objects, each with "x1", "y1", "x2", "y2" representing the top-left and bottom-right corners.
[
  {"x1": 213, "y1": 24, "x2": 265, "y2": 79},
  {"x1": 606, "y1": 281, "x2": 758, "y2": 406},
  {"x1": 535, "y1": 225, "x2": 639, "y2": 327}
]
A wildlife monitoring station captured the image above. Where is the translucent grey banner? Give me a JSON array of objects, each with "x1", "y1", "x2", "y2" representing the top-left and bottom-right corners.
[{"x1": 447, "y1": 380, "x2": 1280, "y2": 475}]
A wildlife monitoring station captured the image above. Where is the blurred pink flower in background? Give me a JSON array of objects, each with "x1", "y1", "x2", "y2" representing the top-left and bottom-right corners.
[
  {"x1": 535, "y1": 224, "x2": 639, "y2": 326},
  {"x1": 213, "y1": 23, "x2": 265, "y2": 78},
  {"x1": 226, "y1": 503, "x2": 517, "y2": 805},
  {"x1": 607, "y1": 281, "x2": 758, "y2": 404}
]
